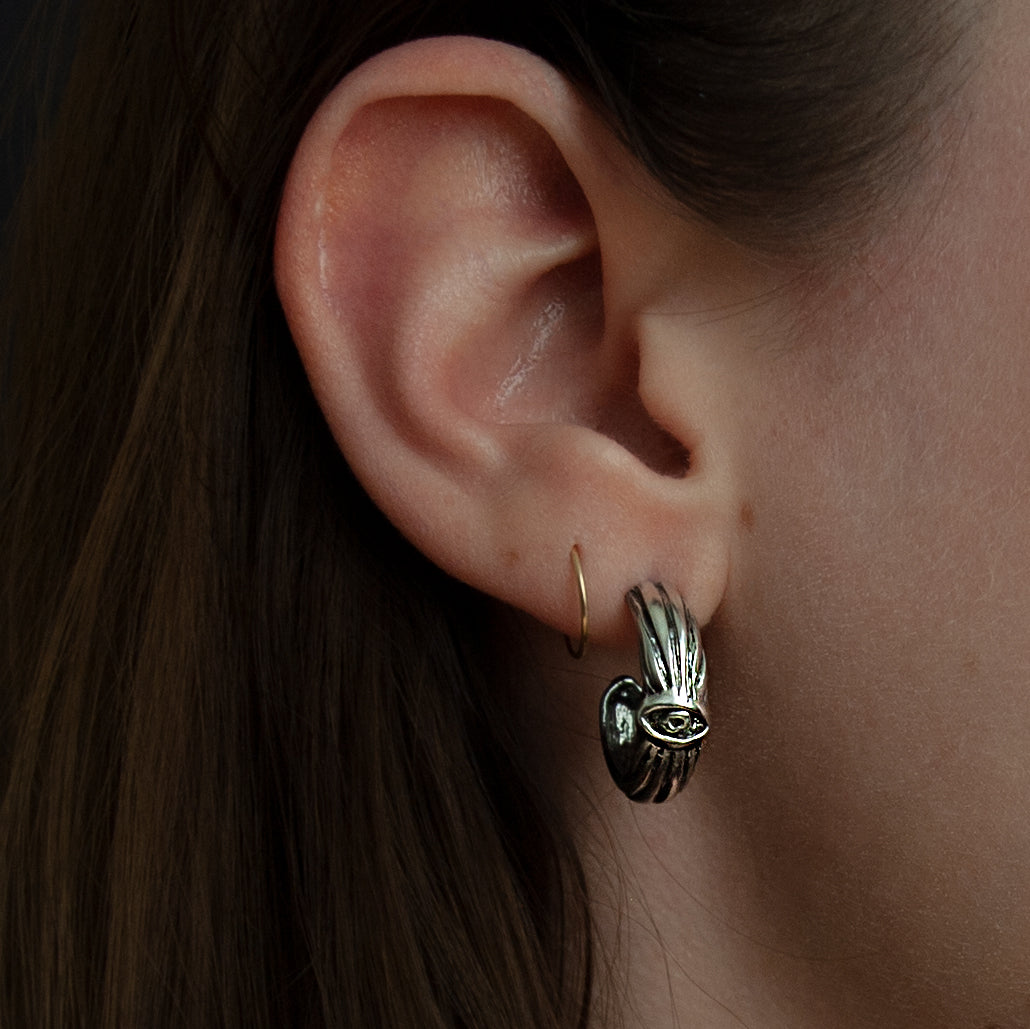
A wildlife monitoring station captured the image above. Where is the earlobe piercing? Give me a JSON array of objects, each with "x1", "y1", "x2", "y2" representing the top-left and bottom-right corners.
[
  {"x1": 565, "y1": 544, "x2": 589, "y2": 660},
  {"x1": 561, "y1": 548, "x2": 709, "y2": 801},
  {"x1": 600, "y1": 583, "x2": 709, "y2": 803}
]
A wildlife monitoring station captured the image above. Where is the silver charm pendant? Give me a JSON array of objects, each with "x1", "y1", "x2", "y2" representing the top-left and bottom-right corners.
[{"x1": 600, "y1": 583, "x2": 709, "y2": 803}]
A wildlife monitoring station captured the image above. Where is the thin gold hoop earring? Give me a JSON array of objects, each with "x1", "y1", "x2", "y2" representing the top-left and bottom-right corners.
[{"x1": 564, "y1": 544, "x2": 589, "y2": 659}]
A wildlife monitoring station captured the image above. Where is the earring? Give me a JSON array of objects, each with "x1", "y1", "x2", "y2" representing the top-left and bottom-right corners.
[
  {"x1": 564, "y1": 544, "x2": 589, "y2": 660},
  {"x1": 600, "y1": 583, "x2": 709, "y2": 803}
]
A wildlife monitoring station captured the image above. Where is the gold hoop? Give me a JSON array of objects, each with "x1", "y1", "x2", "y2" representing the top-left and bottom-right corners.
[{"x1": 564, "y1": 544, "x2": 589, "y2": 660}]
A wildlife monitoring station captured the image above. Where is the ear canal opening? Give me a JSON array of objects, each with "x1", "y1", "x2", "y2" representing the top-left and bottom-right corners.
[
  {"x1": 484, "y1": 249, "x2": 689, "y2": 479},
  {"x1": 593, "y1": 359, "x2": 691, "y2": 479}
]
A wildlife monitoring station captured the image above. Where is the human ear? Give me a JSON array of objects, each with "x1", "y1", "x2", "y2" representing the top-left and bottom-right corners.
[{"x1": 275, "y1": 36, "x2": 749, "y2": 645}]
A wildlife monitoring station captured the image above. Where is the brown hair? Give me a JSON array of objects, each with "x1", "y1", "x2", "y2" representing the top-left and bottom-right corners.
[{"x1": 1, "y1": 0, "x2": 975, "y2": 1025}]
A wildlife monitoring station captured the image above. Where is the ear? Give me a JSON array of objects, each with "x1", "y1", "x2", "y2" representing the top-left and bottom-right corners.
[{"x1": 275, "y1": 36, "x2": 754, "y2": 645}]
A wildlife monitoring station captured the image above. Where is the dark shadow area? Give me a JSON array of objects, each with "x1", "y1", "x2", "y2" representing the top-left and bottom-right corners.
[{"x1": 1, "y1": 0, "x2": 79, "y2": 238}]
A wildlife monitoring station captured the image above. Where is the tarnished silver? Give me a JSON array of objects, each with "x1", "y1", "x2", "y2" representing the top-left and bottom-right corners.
[{"x1": 600, "y1": 583, "x2": 709, "y2": 803}]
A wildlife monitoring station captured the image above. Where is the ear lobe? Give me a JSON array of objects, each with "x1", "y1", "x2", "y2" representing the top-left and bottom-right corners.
[{"x1": 275, "y1": 37, "x2": 736, "y2": 644}]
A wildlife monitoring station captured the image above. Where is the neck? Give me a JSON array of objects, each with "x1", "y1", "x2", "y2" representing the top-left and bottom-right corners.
[{"x1": 514, "y1": 627, "x2": 914, "y2": 1029}]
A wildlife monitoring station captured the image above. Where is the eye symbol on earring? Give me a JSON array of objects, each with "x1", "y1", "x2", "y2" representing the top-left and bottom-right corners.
[
  {"x1": 639, "y1": 703, "x2": 708, "y2": 747},
  {"x1": 600, "y1": 583, "x2": 709, "y2": 803}
]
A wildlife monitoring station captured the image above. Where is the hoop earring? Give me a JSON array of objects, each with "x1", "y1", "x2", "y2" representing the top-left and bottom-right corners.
[
  {"x1": 564, "y1": 544, "x2": 589, "y2": 660},
  {"x1": 600, "y1": 582, "x2": 709, "y2": 803}
]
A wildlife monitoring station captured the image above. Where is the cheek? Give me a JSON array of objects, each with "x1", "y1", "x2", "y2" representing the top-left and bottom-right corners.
[{"x1": 712, "y1": 109, "x2": 1030, "y2": 1007}]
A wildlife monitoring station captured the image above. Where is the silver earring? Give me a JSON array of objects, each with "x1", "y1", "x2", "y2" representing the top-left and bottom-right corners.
[{"x1": 600, "y1": 583, "x2": 709, "y2": 803}]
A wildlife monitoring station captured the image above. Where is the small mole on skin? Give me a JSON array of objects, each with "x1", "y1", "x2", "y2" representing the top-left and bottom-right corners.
[
  {"x1": 504, "y1": 550, "x2": 520, "y2": 568},
  {"x1": 740, "y1": 502, "x2": 755, "y2": 531}
]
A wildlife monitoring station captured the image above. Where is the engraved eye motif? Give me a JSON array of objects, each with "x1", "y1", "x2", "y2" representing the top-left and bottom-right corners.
[
  {"x1": 639, "y1": 703, "x2": 709, "y2": 747},
  {"x1": 599, "y1": 584, "x2": 709, "y2": 803}
]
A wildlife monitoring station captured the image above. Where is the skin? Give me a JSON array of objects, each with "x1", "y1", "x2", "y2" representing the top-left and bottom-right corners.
[
  {"x1": 277, "y1": 2, "x2": 1029, "y2": 1023},
  {"x1": 532, "y1": 1, "x2": 1030, "y2": 1024}
]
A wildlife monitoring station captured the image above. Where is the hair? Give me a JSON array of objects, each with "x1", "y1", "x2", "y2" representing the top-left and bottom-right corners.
[{"x1": 1, "y1": 0, "x2": 976, "y2": 1025}]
